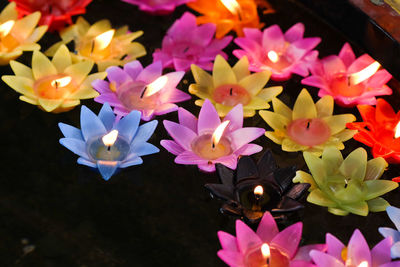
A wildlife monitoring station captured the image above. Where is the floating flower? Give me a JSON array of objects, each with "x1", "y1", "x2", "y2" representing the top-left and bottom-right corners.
[
  {"x1": 46, "y1": 17, "x2": 146, "y2": 71},
  {"x1": 160, "y1": 99, "x2": 265, "y2": 172},
  {"x1": 121, "y1": 0, "x2": 193, "y2": 14},
  {"x1": 310, "y1": 229, "x2": 400, "y2": 267},
  {"x1": 259, "y1": 89, "x2": 356, "y2": 155},
  {"x1": 379, "y1": 206, "x2": 400, "y2": 259},
  {"x1": 10, "y1": 0, "x2": 92, "y2": 31},
  {"x1": 293, "y1": 146, "x2": 398, "y2": 216},
  {"x1": 92, "y1": 60, "x2": 190, "y2": 121},
  {"x1": 217, "y1": 211, "x2": 324, "y2": 267},
  {"x1": 2, "y1": 45, "x2": 106, "y2": 113},
  {"x1": 302, "y1": 43, "x2": 392, "y2": 107},
  {"x1": 0, "y1": 2, "x2": 47, "y2": 65},
  {"x1": 233, "y1": 23, "x2": 321, "y2": 81},
  {"x1": 152, "y1": 12, "x2": 232, "y2": 72},
  {"x1": 187, "y1": 0, "x2": 264, "y2": 38},
  {"x1": 206, "y1": 150, "x2": 310, "y2": 224},
  {"x1": 59, "y1": 103, "x2": 159, "y2": 180},
  {"x1": 190, "y1": 55, "x2": 282, "y2": 117},
  {"x1": 347, "y1": 99, "x2": 400, "y2": 164}
]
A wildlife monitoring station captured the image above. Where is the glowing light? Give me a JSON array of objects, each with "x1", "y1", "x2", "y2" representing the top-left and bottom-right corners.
[
  {"x1": 94, "y1": 29, "x2": 115, "y2": 51},
  {"x1": 0, "y1": 20, "x2": 15, "y2": 37},
  {"x1": 220, "y1": 0, "x2": 241, "y2": 15},
  {"x1": 261, "y1": 243, "x2": 271, "y2": 258},
  {"x1": 212, "y1": 121, "x2": 230, "y2": 148},
  {"x1": 254, "y1": 185, "x2": 264, "y2": 197},
  {"x1": 102, "y1": 130, "x2": 119, "y2": 147},
  {"x1": 395, "y1": 122, "x2": 400, "y2": 138},
  {"x1": 358, "y1": 261, "x2": 368, "y2": 267},
  {"x1": 268, "y1": 51, "x2": 279, "y2": 63},
  {"x1": 51, "y1": 76, "x2": 72, "y2": 88},
  {"x1": 349, "y1": 61, "x2": 380, "y2": 85},
  {"x1": 143, "y1": 76, "x2": 168, "y2": 97}
]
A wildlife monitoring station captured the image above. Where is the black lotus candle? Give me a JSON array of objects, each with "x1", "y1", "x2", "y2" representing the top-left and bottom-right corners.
[{"x1": 205, "y1": 150, "x2": 310, "y2": 223}]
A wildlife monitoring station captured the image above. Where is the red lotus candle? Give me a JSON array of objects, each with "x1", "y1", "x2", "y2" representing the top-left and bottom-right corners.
[{"x1": 347, "y1": 99, "x2": 400, "y2": 164}]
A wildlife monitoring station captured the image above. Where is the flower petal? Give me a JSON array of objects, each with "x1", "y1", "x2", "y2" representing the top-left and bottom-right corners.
[
  {"x1": 64, "y1": 61, "x2": 94, "y2": 85},
  {"x1": 284, "y1": 23, "x2": 305, "y2": 42},
  {"x1": 217, "y1": 250, "x2": 244, "y2": 267},
  {"x1": 322, "y1": 114, "x2": 356, "y2": 135},
  {"x1": 116, "y1": 110, "x2": 141, "y2": 142},
  {"x1": 259, "y1": 110, "x2": 290, "y2": 131},
  {"x1": 163, "y1": 120, "x2": 197, "y2": 151},
  {"x1": 256, "y1": 212, "x2": 279, "y2": 243},
  {"x1": 347, "y1": 229, "x2": 371, "y2": 266},
  {"x1": 364, "y1": 157, "x2": 388, "y2": 181},
  {"x1": 238, "y1": 71, "x2": 270, "y2": 96},
  {"x1": 160, "y1": 140, "x2": 185, "y2": 156},
  {"x1": 191, "y1": 64, "x2": 213, "y2": 89},
  {"x1": 310, "y1": 250, "x2": 344, "y2": 267},
  {"x1": 32, "y1": 50, "x2": 57, "y2": 80},
  {"x1": 224, "y1": 104, "x2": 243, "y2": 131},
  {"x1": 58, "y1": 123, "x2": 83, "y2": 141},
  {"x1": 232, "y1": 56, "x2": 250, "y2": 81},
  {"x1": 123, "y1": 60, "x2": 143, "y2": 80},
  {"x1": 230, "y1": 128, "x2": 265, "y2": 150},
  {"x1": 80, "y1": 105, "x2": 107, "y2": 141},
  {"x1": 292, "y1": 89, "x2": 317, "y2": 120},
  {"x1": 338, "y1": 43, "x2": 356, "y2": 68},
  {"x1": 97, "y1": 161, "x2": 120, "y2": 181},
  {"x1": 213, "y1": 55, "x2": 236, "y2": 87},
  {"x1": 326, "y1": 233, "x2": 345, "y2": 260},
  {"x1": 315, "y1": 96, "x2": 333, "y2": 117},
  {"x1": 271, "y1": 222, "x2": 302, "y2": 258},
  {"x1": 387, "y1": 206, "x2": 400, "y2": 231},
  {"x1": 9, "y1": 60, "x2": 33, "y2": 79},
  {"x1": 338, "y1": 148, "x2": 367, "y2": 181},
  {"x1": 52, "y1": 45, "x2": 72, "y2": 73},
  {"x1": 236, "y1": 220, "x2": 262, "y2": 254},
  {"x1": 59, "y1": 138, "x2": 88, "y2": 158},
  {"x1": 371, "y1": 237, "x2": 392, "y2": 266},
  {"x1": 198, "y1": 99, "x2": 221, "y2": 134},
  {"x1": 218, "y1": 231, "x2": 239, "y2": 252},
  {"x1": 175, "y1": 151, "x2": 207, "y2": 165},
  {"x1": 137, "y1": 61, "x2": 163, "y2": 83}
]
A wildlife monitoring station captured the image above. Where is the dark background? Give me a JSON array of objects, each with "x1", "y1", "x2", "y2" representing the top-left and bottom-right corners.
[{"x1": 0, "y1": 0, "x2": 399, "y2": 266}]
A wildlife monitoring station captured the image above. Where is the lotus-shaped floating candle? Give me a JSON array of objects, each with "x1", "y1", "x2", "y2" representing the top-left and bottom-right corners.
[
  {"x1": 2, "y1": 45, "x2": 106, "y2": 113},
  {"x1": 347, "y1": 99, "x2": 400, "y2": 164},
  {"x1": 206, "y1": 150, "x2": 310, "y2": 224},
  {"x1": 92, "y1": 60, "x2": 189, "y2": 121},
  {"x1": 310, "y1": 229, "x2": 400, "y2": 267},
  {"x1": 259, "y1": 89, "x2": 356, "y2": 155},
  {"x1": 190, "y1": 55, "x2": 282, "y2": 117},
  {"x1": 45, "y1": 17, "x2": 146, "y2": 71},
  {"x1": 161, "y1": 99, "x2": 265, "y2": 172},
  {"x1": 121, "y1": 0, "x2": 193, "y2": 14},
  {"x1": 302, "y1": 43, "x2": 392, "y2": 107},
  {"x1": 379, "y1": 206, "x2": 400, "y2": 259},
  {"x1": 187, "y1": 0, "x2": 264, "y2": 38},
  {"x1": 0, "y1": 2, "x2": 47, "y2": 65},
  {"x1": 59, "y1": 103, "x2": 159, "y2": 180},
  {"x1": 152, "y1": 12, "x2": 232, "y2": 72},
  {"x1": 10, "y1": 0, "x2": 92, "y2": 32},
  {"x1": 217, "y1": 211, "x2": 324, "y2": 267},
  {"x1": 293, "y1": 146, "x2": 398, "y2": 216},
  {"x1": 233, "y1": 23, "x2": 321, "y2": 81}
]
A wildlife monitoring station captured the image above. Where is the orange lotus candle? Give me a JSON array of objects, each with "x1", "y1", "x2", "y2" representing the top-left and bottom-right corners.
[{"x1": 187, "y1": 0, "x2": 263, "y2": 38}]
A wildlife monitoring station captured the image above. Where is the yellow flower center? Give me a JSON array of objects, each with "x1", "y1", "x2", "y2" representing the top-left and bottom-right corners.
[
  {"x1": 33, "y1": 74, "x2": 77, "y2": 99},
  {"x1": 212, "y1": 84, "x2": 251, "y2": 106}
]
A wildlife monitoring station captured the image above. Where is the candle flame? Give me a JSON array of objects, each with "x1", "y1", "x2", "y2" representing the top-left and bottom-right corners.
[
  {"x1": 348, "y1": 61, "x2": 380, "y2": 85},
  {"x1": 395, "y1": 122, "x2": 400, "y2": 138},
  {"x1": 358, "y1": 261, "x2": 368, "y2": 267},
  {"x1": 212, "y1": 121, "x2": 230, "y2": 148},
  {"x1": 220, "y1": 0, "x2": 240, "y2": 15},
  {"x1": 261, "y1": 243, "x2": 270, "y2": 258},
  {"x1": 143, "y1": 76, "x2": 168, "y2": 97},
  {"x1": 0, "y1": 20, "x2": 15, "y2": 37},
  {"x1": 268, "y1": 51, "x2": 279, "y2": 63},
  {"x1": 51, "y1": 76, "x2": 72, "y2": 88},
  {"x1": 94, "y1": 29, "x2": 115, "y2": 50},
  {"x1": 254, "y1": 185, "x2": 264, "y2": 196},
  {"x1": 102, "y1": 130, "x2": 119, "y2": 147}
]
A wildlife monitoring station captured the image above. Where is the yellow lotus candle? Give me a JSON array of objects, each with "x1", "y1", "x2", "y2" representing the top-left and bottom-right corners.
[
  {"x1": 259, "y1": 89, "x2": 357, "y2": 155},
  {"x1": 2, "y1": 45, "x2": 107, "y2": 113},
  {"x1": 46, "y1": 17, "x2": 146, "y2": 71},
  {"x1": 189, "y1": 55, "x2": 282, "y2": 117},
  {"x1": 0, "y1": 2, "x2": 47, "y2": 65}
]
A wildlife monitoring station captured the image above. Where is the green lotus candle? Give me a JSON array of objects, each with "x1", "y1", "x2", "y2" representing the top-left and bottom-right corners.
[{"x1": 293, "y1": 146, "x2": 398, "y2": 216}]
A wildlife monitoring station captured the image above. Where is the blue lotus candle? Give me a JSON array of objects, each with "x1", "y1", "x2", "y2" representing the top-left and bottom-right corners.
[{"x1": 59, "y1": 103, "x2": 159, "y2": 180}]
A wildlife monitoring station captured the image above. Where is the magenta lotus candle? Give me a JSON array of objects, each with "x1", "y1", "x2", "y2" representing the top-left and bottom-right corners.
[
  {"x1": 160, "y1": 99, "x2": 265, "y2": 172},
  {"x1": 153, "y1": 12, "x2": 232, "y2": 71},
  {"x1": 302, "y1": 43, "x2": 392, "y2": 107},
  {"x1": 121, "y1": 0, "x2": 193, "y2": 14},
  {"x1": 233, "y1": 23, "x2": 321, "y2": 81},
  {"x1": 92, "y1": 60, "x2": 190, "y2": 121}
]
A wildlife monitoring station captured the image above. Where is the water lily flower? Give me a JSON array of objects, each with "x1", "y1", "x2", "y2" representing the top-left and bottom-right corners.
[
  {"x1": 310, "y1": 229, "x2": 400, "y2": 266},
  {"x1": 190, "y1": 55, "x2": 282, "y2": 117},
  {"x1": 0, "y1": 2, "x2": 47, "y2": 65},
  {"x1": 302, "y1": 43, "x2": 392, "y2": 107},
  {"x1": 217, "y1": 211, "x2": 324, "y2": 267},
  {"x1": 2, "y1": 45, "x2": 106, "y2": 113},
  {"x1": 10, "y1": 0, "x2": 92, "y2": 31},
  {"x1": 92, "y1": 60, "x2": 190, "y2": 121},
  {"x1": 379, "y1": 206, "x2": 400, "y2": 259},
  {"x1": 121, "y1": 0, "x2": 193, "y2": 14},
  {"x1": 161, "y1": 99, "x2": 265, "y2": 172},
  {"x1": 293, "y1": 146, "x2": 398, "y2": 216},
  {"x1": 259, "y1": 89, "x2": 356, "y2": 155},
  {"x1": 46, "y1": 17, "x2": 146, "y2": 71},
  {"x1": 59, "y1": 103, "x2": 159, "y2": 180},
  {"x1": 233, "y1": 23, "x2": 321, "y2": 81},
  {"x1": 153, "y1": 12, "x2": 232, "y2": 72}
]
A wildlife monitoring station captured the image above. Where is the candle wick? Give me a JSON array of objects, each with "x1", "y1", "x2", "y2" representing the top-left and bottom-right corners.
[
  {"x1": 140, "y1": 87, "x2": 147, "y2": 99},
  {"x1": 266, "y1": 257, "x2": 270, "y2": 265},
  {"x1": 306, "y1": 121, "x2": 310, "y2": 129},
  {"x1": 107, "y1": 146, "x2": 111, "y2": 151},
  {"x1": 183, "y1": 47, "x2": 189, "y2": 53},
  {"x1": 48, "y1": 4, "x2": 53, "y2": 14},
  {"x1": 90, "y1": 40, "x2": 95, "y2": 55},
  {"x1": 212, "y1": 142, "x2": 215, "y2": 149},
  {"x1": 54, "y1": 81, "x2": 58, "y2": 89},
  {"x1": 344, "y1": 178, "x2": 348, "y2": 188},
  {"x1": 229, "y1": 88, "x2": 233, "y2": 96}
]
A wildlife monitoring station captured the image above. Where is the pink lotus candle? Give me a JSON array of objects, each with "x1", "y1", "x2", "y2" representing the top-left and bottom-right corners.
[
  {"x1": 302, "y1": 43, "x2": 392, "y2": 107},
  {"x1": 121, "y1": 0, "x2": 193, "y2": 14},
  {"x1": 233, "y1": 23, "x2": 321, "y2": 81}
]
